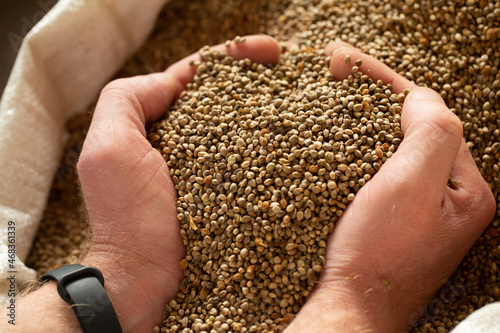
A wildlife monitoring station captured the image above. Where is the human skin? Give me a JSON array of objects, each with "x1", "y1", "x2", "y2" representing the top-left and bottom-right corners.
[
  {"x1": 0, "y1": 35, "x2": 282, "y2": 333},
  {"x1": 0, "y1": 38, "x2": 495, "y2": 333},
  {"x1": 283, "y1": 43, "x2": 496, "y2": 333}
]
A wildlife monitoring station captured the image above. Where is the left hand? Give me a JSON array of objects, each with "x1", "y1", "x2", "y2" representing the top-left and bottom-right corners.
[
  {"x1": 77, "y1": 35, "x2": 282, "y2": 332},
  {"x1": 285, "y1": 43, "x2": 495, "y2": 333}
]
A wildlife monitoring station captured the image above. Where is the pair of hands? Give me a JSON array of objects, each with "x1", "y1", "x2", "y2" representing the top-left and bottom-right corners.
[{"x1": 77, "y1": 35, "x2": 495, "y2": 332}]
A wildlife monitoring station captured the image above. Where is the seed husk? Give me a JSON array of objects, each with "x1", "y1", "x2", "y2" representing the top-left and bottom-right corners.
[
  {"x1": 148, "y1": 45, "x2": 405, "y2": 332},
  {"x1": 28, "y1": 1, "x2": 500, "y2": 332}
]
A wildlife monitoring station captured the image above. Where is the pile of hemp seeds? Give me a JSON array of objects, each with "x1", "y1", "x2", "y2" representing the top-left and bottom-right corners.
[
  {"x1": 147, "y1": 45, "x2": 406, "y2": 332},
  {"x1": 26, "y1": 0, "x2": 500, "y2": 332}
]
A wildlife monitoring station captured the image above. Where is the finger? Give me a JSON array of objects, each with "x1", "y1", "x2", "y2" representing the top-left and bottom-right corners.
[
  {"x1": 90, "y1": 73, "x2": 180, "y2": 140},
  {"x1": 329, "y1": 47, "x2": 417, "y2": 94},
  {"x1": 81, "y1": 73, "x2": 179, "y2": 183},
  {"x1": 436, "y1": 137, "x2": 496, "y2": 255},
  {"x1": 324, "y1": 41, "x2": 360, "y2": 56},
  {"x1": 448, "y1": 140, "x2": 484, "y2": 193},
  {"x1": 446, "y1": 139, "x2": 496, "y2": 219},
  {"x1": 379, "y1": 87, "x2": 463, "y2": 199},
  {"x1": 78, "y1": 74, "x2": 179, "y2": 218},
  {"x1": 81, "y1": 73, "x2": 179, "y2": 190},
  {"x1": 166, "y1": 34, "x2": 281, "y2": 89}
]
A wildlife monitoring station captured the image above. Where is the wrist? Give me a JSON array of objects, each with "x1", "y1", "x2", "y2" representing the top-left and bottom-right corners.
[
  {"x1": 80, "y1": 249, "x2": 172, "y2": 332},
  {"x1": 0, "y1": 281, "x2": 82, "y2": 332},
  {"x1": 285, "y1": 288, "x2": 373, "y2": 333},
  {"x1": 291, "y1": 273, "x2": 421, "y2": 333}
]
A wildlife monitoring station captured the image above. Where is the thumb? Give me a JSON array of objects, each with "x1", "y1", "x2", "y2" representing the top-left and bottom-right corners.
[
  {"x1": 78, "y1": 73, "x2": 179, "y2": 220},
  {"x1": 90, "y1": 73, "x2": 180, "y2": 140},
  {"x1": 373, "y1": 87, "x2": 463, "y2": 202}
]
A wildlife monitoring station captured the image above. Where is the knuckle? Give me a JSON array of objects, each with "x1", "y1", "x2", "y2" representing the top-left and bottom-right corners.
[
  {"x1": 430, "y1": 108, "x2": 463, "y2": 140},
  {"x1": 100, "y1": 78, "x2": 143, "y2": 112},
  {"x1": 77, "y1": 141, "x2": 117, "y2": 179},
  {"x1": 461, "y1": 181, "x2": 496, "y2": 223},
  {"x1": 76, "y1": 150, "x2": 92, "y2": 181},
  {"x1": 76, "y1": 149, "x2": 94, "y2": 179},
  {"x1": 479, "y1": 185, "x2": 496, "y2": 220},
  {"x1": 101, "y1": 78, "x2": 134, "y2": 99}
]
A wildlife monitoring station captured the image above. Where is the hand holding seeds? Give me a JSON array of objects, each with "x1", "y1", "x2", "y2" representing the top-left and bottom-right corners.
[
  {"x1": 0, "y1": 36, "x2": 281, "y2": 333},
  {"x1": 285, "y1": 44, "x2": 496, "y2": 333},
  {"x1": 77, "y1": 35, "x2": 281, "y2": 332},
  {"x1": 144, "y1": 37, "x2": 496, "y2": 332},
  {"x1": 18, "y1": 32, "x2": 493, "y2": 332}
]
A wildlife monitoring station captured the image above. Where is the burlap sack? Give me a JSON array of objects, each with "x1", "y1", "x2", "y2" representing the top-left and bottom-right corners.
[{"x1": 0, "y1": 0, "x2": 169, "y2": 305}]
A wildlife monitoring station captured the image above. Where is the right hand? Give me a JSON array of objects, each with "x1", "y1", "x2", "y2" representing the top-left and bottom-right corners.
[{"x1": 285, "y1": 43, "x2": 496, "y2": 333}]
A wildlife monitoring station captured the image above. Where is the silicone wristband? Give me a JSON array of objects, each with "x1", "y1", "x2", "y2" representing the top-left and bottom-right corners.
[{"x1": 41, "y1": 264, "x2": 123, "y2": 333}]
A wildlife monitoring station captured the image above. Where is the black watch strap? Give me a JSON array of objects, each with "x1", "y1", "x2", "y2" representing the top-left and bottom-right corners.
[{"x1": 41, "y1": 264, "x2": 123, "y2": 333}]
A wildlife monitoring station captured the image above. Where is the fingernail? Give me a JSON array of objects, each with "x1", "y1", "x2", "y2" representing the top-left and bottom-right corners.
[{"x1": 408, "y1": 87, "x2": 445, "y2": 104}]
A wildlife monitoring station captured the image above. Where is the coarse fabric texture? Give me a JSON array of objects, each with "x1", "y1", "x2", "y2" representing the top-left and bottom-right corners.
[
  {"x1": 452, "y1": 303, "x2": 500, "y2": 333},
  {"x1": 0, "y1": 0, "x2": 169, "y2": 305}
]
